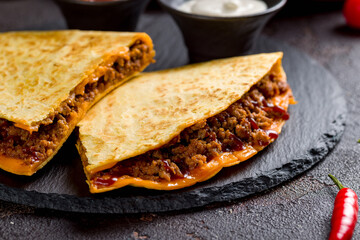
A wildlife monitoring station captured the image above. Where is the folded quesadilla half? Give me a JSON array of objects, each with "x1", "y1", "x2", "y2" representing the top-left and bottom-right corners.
[
  {"x1": 77, "y1": 52, "x2": 295, "y2": 193},
  {"x1": 0, "y1": 30, "x2": 154, "y2": 175}
]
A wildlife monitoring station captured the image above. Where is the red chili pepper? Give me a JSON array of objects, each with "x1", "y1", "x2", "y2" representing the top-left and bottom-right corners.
[
  {"x1": 328, "y1": 174, "x2": 359, "y2": 240},
  {"x1": 343, "y1": 0, "x2": 360, "y2": 29}
]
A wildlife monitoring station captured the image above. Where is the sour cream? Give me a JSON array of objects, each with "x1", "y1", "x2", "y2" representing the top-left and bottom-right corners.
[{"x1": 177, "y1": 0, "x2": 267, "y2": 17}]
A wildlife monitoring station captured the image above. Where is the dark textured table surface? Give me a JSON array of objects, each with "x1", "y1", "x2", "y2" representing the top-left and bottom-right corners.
[{"x1": 0, "y1": 0, "x2": 359, "y2": 239}]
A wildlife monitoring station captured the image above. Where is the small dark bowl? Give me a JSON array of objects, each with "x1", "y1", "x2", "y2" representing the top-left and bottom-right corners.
[
  {"x1": 56, "y1": 0, "x2": 150, "y2": 31},
  {"x1": 158, "y1": 0, "x2": 287, "y2": 62}
]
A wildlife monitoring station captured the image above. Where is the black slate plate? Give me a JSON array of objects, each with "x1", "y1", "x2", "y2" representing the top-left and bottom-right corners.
[{"x1": 0, "y1": 14, "x2": 346, "y2": 214}]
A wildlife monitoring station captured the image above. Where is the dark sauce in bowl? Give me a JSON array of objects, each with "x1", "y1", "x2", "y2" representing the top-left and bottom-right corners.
[{"x1": 56, "y1": 0, "x2": 150, "y2": 31}]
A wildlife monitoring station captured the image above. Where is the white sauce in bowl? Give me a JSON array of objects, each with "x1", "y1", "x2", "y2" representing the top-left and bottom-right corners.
[{"x1": 177, "y1": 0, "x2": 267, "y2": 17}]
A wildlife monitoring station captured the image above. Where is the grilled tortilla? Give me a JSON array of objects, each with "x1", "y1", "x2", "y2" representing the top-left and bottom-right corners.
[
  {"x1": 77, "y1": 52, "x2": 295, "y2": 193},
  {"x1": 0, "y1": 30, "x2": 154, "y2": 176}
]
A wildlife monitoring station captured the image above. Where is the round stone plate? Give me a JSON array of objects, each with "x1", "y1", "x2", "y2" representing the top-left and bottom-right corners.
[{"x1": 0, "y1": 14, "x2": 346, "y2": 214}]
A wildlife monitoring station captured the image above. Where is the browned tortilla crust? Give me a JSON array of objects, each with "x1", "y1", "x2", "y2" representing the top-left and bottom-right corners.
[
  {"x1": 76, "y1": 52, "x2": 293, "y2": 193},
  {"x1": 0, "y1": 41, "x2": 154, "y2": 175},
  {"x1": 91, "y1": 72, "x2": 292, "y2": 188}
]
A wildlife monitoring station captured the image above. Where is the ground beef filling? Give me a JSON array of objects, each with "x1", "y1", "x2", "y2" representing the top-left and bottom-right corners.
[
  {"x1": 93, "y1": 74, "x2": 291, "y2": 187},
  {"x1": 0, "y1": 41, "x2": 151, "y2": 165}
]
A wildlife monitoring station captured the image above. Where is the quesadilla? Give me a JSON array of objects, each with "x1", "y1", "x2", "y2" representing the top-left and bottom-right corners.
[
  {"x1": 77, "y1": 52, "x2": 295, "y2": 193},
  {"x1": 0, "y1": 30, "x2": 154, "y2": 176}
]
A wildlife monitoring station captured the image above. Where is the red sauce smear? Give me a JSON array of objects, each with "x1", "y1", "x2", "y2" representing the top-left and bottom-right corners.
[
  {"x1": 93, "y1": 177, "x2": 118, "y2": 187},
  {"x1": 22, "y1": 147, "x2": 40, "y2": 164},
  {"x1": 162, "y1": 159, "x2": 171, "y2": 172},
  {"x1": 260, "y1": 98, "x2": 289, "y2": 120},
  {"x1": 263, "y1": 106, "x2": 290, "y2": 120},
  {"x1": 172, "y1": 169, "x2": 191, "y2": 180},
  {"x1": 265, "y1": 130, "x2": 279, "y2": 139},
  {"x1": 249, "y1": 118, "x2": 259, "y2": 130},
  {"x1": 222, "y1": 132, "x2": 244, "y2": 152}
]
